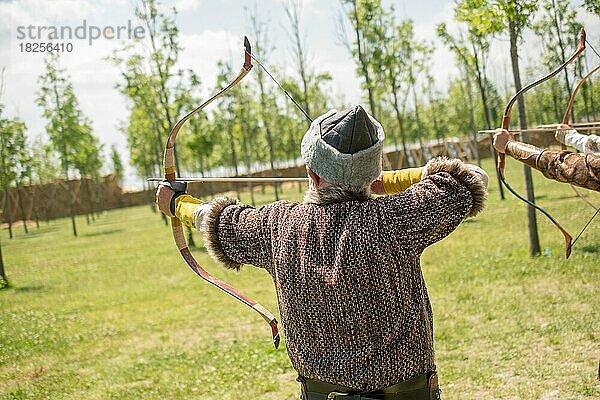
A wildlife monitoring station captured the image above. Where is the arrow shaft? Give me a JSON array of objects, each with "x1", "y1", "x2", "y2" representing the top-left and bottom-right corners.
[{"x1": 149, "y1": 177, "x2": 307, "y2": 183}]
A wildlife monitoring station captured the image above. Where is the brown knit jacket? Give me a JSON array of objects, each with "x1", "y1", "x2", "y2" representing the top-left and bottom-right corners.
[{"x1": 203, "y1": 158, "x2": 487, "y2": 391}]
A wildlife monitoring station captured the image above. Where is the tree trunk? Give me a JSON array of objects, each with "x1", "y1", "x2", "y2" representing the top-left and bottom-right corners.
[
  {"x1": 0, "y1": 238, "x2": 6, "y2": 288},
  {"x1": 3, "y1": 189, "x2": 13, "y2": 239},
  {"x1": 16, "y1": 185, "x2": 28, "y2": 234},
  {"x1": 351, "y1": 0, "x2": 377, "y2": 119},
  {"x1": 464, "y1": 73, "x2": 481, "y2": 166},
  {"x1": 286, "y1": 1, "x2": 312, "y2": 119},
  {"x1": 391, "y1": 84, "x2": 409, "y2": 168},
  {"x1": 509, "y1": 20, "x2": 541, "y2": 257},
  {"x1": 410, "y1": 79, "x2": 426, "y2": 165},
  {"x1": 227, "y1": 125, "x2": 242, "y2": 200},
  {"x1": 97, "y1": 178, "x2": 105, "y2": 215},
  {"x1": 585, "y1": 57, "x2": 597, "y2": 120},
  {"x1": 66, "y1": 177, "x2": 77, "y2": 237},
  {"x1": 256, "y1": 75, "x2": 280, "y2": 201},
  {"x1": 551, "y1": 84, "x2": 561, "y2": 123},
  {"x1": 472, "y1": 45, "x2": 494, "y2": 130},
  {"x1": 241, "y1": 126, "x2": 256, "y2": 206},
  {"x1": 32, "y1": 185, "x2": 40, "y2": 229},
  {"x1": 550, "y1": 0, "x2": 573, "y2": 122}
]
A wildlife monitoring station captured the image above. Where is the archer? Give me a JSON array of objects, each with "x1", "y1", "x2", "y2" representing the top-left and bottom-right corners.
[{"x1": 157, "y1": 104, "x2": 488, "y2": 399}]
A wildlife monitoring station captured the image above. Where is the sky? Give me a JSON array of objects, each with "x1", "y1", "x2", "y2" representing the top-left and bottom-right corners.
[{"x1": 0, "y1": 0, "x2": 598, "y2": 188}]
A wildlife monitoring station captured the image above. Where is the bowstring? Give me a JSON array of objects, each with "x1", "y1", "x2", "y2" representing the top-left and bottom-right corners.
[
  {"x1": 245, "y1": 50, "x2": 313, "y2": 123},
  {"x1": 567, "y1": 38, "x2": 600, "y2": 250},
  {"x1": 585, "y1": 39, "x2": 600, "y2": 59}
]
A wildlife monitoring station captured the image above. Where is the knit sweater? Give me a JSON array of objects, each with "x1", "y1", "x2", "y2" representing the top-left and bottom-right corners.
[{"x1": 200, "y1": 157, "x2": 487, "y2": 391}]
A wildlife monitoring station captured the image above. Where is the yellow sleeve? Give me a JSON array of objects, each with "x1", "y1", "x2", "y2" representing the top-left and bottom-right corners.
[
  {"x1": 382, "y1": 168, "x2": 424, "y2": 194},
  {"x1": 174, "y1": 194, "x2": 203, "y2": 229}
]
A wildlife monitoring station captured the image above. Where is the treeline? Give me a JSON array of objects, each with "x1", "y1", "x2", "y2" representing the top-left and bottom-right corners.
[
  {"x1": 0, "y1": 55, "x2": 124, "y2": 239},
  {"x1": 1, "y1": 0, "x2": 599, "y2": 239},
  {"x1": 115, "y1": 0, "x2": 599, "y2": 189}
]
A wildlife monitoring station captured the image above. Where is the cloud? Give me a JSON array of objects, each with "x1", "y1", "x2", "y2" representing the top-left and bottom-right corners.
[
  {"x1": 178, "y1": 30, "x2": 246, "y2": 95},
  {"x1": 174, "y1": 0, "x2": 202, "y2": 12}
]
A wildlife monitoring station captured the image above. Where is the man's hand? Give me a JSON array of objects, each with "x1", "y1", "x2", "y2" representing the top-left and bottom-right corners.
[
  {"x1": 156, "y1": 184, "x2": 176, "y2": 218},
  {"x1": 493, "y1": 128, "x2": 515, "y2": 154},
  {"x1": 555, "y1": 123, "x2": 570, "y2": 144}
]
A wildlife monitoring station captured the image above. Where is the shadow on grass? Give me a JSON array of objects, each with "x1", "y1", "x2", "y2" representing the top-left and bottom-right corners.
[
  {"x1": 14, "y1": 285, "x2": 44, "y2": 292},
  {"x1": 579, "y1": 243, "x2": 600, "y2": 254},
  {"x1": 14, "y1": 226, "x2": 60, "y2": 239},
  {"x1": 82, "y1": 228, "x2": 123, "y2": 237},
  {"x1": 555, "y1": 194, "x2": 580, "y2": 201}
]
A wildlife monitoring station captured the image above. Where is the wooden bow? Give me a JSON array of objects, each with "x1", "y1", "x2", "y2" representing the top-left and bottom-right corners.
[
  {"x1": 560, "y1": 61, "x2": 600, "y2": 211},
  {"x1": 498, "y1": 28, "x2": 587, "y2": 259},
  {"x1": 163, "y1": 36, "x2": 280, "y2": 348}
]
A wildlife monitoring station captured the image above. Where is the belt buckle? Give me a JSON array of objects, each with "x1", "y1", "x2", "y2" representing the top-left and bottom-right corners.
[{"x1": 327, "y1": 391, "x2": 351, "y2": 399}]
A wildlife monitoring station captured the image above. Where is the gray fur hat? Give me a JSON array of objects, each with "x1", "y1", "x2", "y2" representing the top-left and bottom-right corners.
[{"x1": 301, "y1": 105, "x2": 385, "y2": 188}]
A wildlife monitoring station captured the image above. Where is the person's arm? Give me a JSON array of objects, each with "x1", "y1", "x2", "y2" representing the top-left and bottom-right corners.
[
  {"x1": 372, "y1": 164, "x2": 488, "y2": 195},
  {"x1": 155, "y1": 185, "x2": 207, "y2": 229},
  {"x1": 494, "y1": 129, "x2": 600, "y2": 192},
  {"x1": 156, "y1": 185, "x2": 284, "y2": 272},
  {"x1": 371, "y1": 168, "x2": 425, "y2": 194},
  {"x1": 380, "y1": 157, "x2": 488, "y2": 254},
  {"x1": 555, "y1": 125, "x2": 600, "y2": 154}
]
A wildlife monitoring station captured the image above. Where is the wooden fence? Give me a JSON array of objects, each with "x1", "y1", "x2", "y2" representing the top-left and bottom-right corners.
[{"x1": 1, "y1": 132, "x2": 558, "y2": 223}]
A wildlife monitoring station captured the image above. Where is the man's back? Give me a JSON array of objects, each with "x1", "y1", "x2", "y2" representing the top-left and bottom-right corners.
[{"x1": 203, "y1": 159, "x2": 485, "y2": 391}]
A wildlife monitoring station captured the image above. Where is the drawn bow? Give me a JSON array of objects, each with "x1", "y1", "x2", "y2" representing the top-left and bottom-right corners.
[
  {"x1": 560, "y1": 42, "x2": 600, "y2": 211},
  {"x1": 163, "y1": 37, "x2": 280, "y2": 348},
  {"x1": 497, "y1": 28, "x2": 588, "y2": 259}
]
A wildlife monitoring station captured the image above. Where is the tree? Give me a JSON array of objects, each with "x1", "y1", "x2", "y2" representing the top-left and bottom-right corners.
[
  {"x1": 0, "y1": 102, "x2": 27, "y2": 239},
  {"x1": 15, "y1": 132, "x2": 33, "y2": 233},
  {"x1": 0, "y1": 236, "x2": 6, "y2": 289},
  {"x1": 29, "y1": 137, "x2": 61, "y2": 225},
  {"x1": 110, "y1": 145, "x2": 124, "y2": 183},
  {"x1": 250, "y1": 9, "x2": 283, "y2": 200},
  {"x1": 437, "y1": 23, "x2": 496, "y2": 130},
  {"x1": 583, "y1": 0, "x2": 600, "y2": 15},
  {"x1": 0, "y1": 68, "x2": 7, "y2": 284},
  {"x1": 72, "y1": 131, "x2": 103, "y2": 223},
  {"x1": 377, "y1": 18, "x2": 416, "y2": 166},
  {"x1": 339, "y1": 0, "x2": 382, "y2": 118},
  {"x1": 285, "y1": 0, "x2": 312, "y2": 119},
  {"x1": 37, "y1": 53, "x2": 98, "y2": 237},
  {"x1": 111, "y1": 0, "x2": 201, "y2": 238},
  {"x1": 111, "y1": 0, "x2": 200, "y2": 175},
  {"x1": 532, "y1": 0, "x2": 582, "y2": 123},
  {"x1": 457, "y1": 0, "x2": 541, "y2": 256}
]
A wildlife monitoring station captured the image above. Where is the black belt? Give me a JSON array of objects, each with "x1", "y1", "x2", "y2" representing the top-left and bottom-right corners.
[{"x1": 299, "y1": 372, "x2": 441, "y2": 400}]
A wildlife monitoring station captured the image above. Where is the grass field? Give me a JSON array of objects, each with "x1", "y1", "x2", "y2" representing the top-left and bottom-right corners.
[{"x1": 1, "y1": 158, "x2": 599, "y2": 399}]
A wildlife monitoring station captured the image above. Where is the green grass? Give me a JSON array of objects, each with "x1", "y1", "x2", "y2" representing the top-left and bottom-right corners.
[{"x1": 1, "y1": 159, "x2": 599, "y2": 399}]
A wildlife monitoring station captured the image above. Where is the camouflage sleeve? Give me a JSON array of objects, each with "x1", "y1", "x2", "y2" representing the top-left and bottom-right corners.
[
  {"x1": 505, "y1": 140, "x2": 600, "y2": 192},
  {"x1": 537, "y1": 151, "x2": 600, "y2": 192}
]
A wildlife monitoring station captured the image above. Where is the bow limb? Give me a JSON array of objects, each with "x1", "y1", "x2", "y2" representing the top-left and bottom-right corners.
[
  {"x1": 561, "y1": 63, "x2": 600, "y2": 211},
  {"x1": 497, "y1": 28, "x2": 587, "y2": 258},
  {"x1": 163, "y1": 36, "x2": 280, "y2": 349},
  {"x1": 562, "y1": 64, "x2": 600, "y2": 126}
]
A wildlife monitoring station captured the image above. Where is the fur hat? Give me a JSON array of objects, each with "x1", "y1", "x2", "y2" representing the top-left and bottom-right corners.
[{"x1": 301, "y1": 105, "x2": 385, "y2": 188}]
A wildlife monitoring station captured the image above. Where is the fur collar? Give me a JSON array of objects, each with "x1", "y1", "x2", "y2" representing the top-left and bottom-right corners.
[{"x1": 303, "y1": 185, "x2": 371, "y2": 205}]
